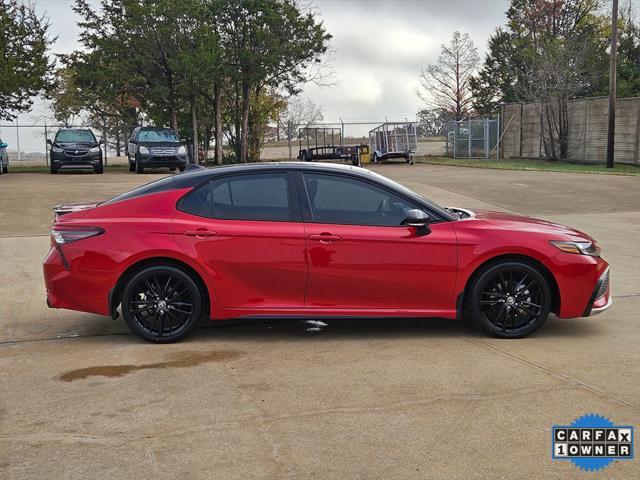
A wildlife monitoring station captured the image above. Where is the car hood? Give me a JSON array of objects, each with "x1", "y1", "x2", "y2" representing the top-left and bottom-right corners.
[
  {"x1": 54, "y1": 142, "x2": 99, "y2": 148},
  {"x1": 457, "y1": 208, "x2": 592, "y2": 241},
  {"x1": 138, "y1": 141, "x2": 182, "y2": 147}
]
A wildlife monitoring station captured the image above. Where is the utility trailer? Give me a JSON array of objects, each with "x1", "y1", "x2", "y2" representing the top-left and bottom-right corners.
[
  {"x1": 297, "y1": 127, "x2": 362, "y2": 166},
  {"x1": 369, "y1": 121, "x2": 417, "y2": 164}
]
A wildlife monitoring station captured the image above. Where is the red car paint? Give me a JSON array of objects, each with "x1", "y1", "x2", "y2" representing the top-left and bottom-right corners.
[{"x1": 44, "y1": 166, "x2": 610, "y2": 324}]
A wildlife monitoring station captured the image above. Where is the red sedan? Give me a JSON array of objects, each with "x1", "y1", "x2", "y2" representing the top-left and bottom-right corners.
[{"x1": 44, "y1": 163, "x2": 611, "y2": 343}]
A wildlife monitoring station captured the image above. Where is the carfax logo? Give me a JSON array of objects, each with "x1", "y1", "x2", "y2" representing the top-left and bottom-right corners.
[{"x1": 552, "y1": 414, "x2": 634, "y2": 472}]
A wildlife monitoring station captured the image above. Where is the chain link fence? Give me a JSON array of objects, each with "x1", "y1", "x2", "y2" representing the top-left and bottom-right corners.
[{"x1": 444, "y1": 118, "x2": 500, "y2": 159}]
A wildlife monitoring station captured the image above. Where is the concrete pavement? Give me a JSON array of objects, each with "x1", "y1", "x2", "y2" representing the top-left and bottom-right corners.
[{"x1": 0, "y1": 165, "x2": 638, "y2": 479}]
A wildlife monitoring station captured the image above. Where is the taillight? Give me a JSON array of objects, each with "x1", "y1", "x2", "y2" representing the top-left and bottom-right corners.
[{"x1": 51, "y1": 226, "x2": 104, "y2": 244}]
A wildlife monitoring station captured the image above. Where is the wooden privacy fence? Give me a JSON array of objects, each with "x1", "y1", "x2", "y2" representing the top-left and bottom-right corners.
[{"x1": 500, "y1": 96, "x2": 640, "y2": 165}]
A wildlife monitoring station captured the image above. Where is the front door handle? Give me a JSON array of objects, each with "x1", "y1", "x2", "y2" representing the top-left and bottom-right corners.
[
  {"x1": 184, "y1": 229, "x2": 217, "y2": 238},
  {"x1": 308, "y1": 233, "x2": 342, "y2": 243}
]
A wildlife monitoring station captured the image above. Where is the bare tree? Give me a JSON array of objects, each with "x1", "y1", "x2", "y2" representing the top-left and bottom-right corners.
[
  {"x1": 278, "y1": 96, "x2": 323, "y2": 160},
  {"x1": 516, "y1": 0, "x2": 603, "y2": 160},
  {"x1": 417, "y1": 31, "x2": 479, "y2": 120}
]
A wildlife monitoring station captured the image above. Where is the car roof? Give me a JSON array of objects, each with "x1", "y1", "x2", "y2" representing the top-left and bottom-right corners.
[{"x1": 138, "y1": 126, "x2": 174, "y2": 131}]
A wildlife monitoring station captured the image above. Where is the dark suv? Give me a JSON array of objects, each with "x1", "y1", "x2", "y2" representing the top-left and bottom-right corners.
[
  {"x1": 47, "y1": 128, "x2": 104, "y2": 174},
  {"x1": 128, "y1": 127, "x2": 188, "y2": 174}
]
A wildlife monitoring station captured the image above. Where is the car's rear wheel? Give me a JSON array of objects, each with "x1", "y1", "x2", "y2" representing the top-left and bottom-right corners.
[
  {"x1": 121, "y1": 266, "x2": 203, "y2": 343},
  {"x1": 2, "y1": 165, "x2": 7, "y2": 174},
  {"x1": 468, "y1": 261, "x2": 551, "y2": 338}
]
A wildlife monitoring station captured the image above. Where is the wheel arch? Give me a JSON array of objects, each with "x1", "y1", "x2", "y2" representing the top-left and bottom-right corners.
[
  {"x1": 109, "y1": 256, "x2": 211, "y2": 320},
  {"x1": 457, "y1": 253, "x2": 560, "y2": 319}
]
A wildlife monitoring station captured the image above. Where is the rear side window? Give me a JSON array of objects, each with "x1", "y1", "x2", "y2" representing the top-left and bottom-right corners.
[
  {"x1": 179, "y1": 181, "x2": 212, "y2": 217},
  {"x1": 212, "y1": 173, "x2": 292, "y2": 221}
]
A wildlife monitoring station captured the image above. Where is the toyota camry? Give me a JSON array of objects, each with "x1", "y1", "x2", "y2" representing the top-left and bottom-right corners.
[{"x1": 44, "y1": 163, "x2": 611, "y2": 343}]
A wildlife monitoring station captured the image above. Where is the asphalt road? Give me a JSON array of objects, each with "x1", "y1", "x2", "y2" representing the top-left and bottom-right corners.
[{"x1": 1, "y1": 164, "x2": 638, "y2": 479}]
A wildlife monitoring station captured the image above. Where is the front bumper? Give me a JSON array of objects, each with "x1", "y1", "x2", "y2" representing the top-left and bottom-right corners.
[
  {"x1": 137, "y1": 154, "x2": 187, "y2": 168},
  {"x1": 583, "y1": 267, "x2": 612, "y2": 316},
  {"x1": 51, "y1": 152, "x2": 102, "y2": 166}
]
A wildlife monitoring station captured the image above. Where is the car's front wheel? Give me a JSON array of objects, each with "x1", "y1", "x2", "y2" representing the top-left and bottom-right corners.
[
  {"x1": 121, "y1": 265, "x2": 203, "y2": 343},
  {"x1": 468, "y1": 261, "x2": 551, "y2": 338}
]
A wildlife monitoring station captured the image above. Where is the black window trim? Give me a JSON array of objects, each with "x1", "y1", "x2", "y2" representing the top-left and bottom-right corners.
[
  {"x1": 295, "y1": 171, "x2": 447, "y2": 227},
  {"x1": 176, "y1": 170, "x2": 302, "y2": 223}
]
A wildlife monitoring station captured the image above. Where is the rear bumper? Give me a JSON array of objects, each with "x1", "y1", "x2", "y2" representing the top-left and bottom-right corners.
[{"x1": 44, "y1": 246, "x2": 116, "y2": 316}]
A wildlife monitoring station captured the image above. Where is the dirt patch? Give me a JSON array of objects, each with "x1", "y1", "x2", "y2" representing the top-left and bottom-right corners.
[{"x1": 58, "y1": 350, "x2": 244, "y2": 382}]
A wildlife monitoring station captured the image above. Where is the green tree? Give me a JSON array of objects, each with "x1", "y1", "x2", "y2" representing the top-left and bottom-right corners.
[
  {"x1": 219, "y1": 0, "x2": 330, "y2": 162},
  {"x1": 0, "y1": 0, "x2": 55, "y2": 121}
]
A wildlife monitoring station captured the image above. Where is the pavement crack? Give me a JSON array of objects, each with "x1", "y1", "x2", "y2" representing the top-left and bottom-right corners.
[{"x1": 459, "y1": 334, "x2": 640, "y2": 413}]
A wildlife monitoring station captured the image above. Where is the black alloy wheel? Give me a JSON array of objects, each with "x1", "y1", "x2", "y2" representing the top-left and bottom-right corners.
[
  {"x1": 469, "y1": 261, "x2": 551, "y2": 338},
  {"x1": 121, "y1": 266, "x2": 203, "y2": 343}
]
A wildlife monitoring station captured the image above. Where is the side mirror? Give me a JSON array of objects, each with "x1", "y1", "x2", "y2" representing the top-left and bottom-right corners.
[
  {"x1": 46, "y1": 139, "x2": 53, "y2": 146},
  {"x1": 403, "y1": 209, "x2": 431, "y2": 235},
  {"x1": 99, "y1": 138, "x2": 105, "y2": 145}
]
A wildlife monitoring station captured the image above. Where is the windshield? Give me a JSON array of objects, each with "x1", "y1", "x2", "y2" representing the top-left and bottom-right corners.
[
  {"x1": 139, "y1": 129, "x2": 179, "y2": 143},
  {"x1": 55, "y1": 129, "x2": 97, "y2": 144},
  {"x1": 364, "y1": 169, "x2": 445, "y2": 212}
]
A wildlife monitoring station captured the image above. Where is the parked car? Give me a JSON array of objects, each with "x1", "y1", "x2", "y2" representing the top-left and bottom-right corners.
[
  {"x1": 47, "y1": 128, "x2": 104, "y2": 174},
  {"x1": 0, "y1": 138, "x2": 8, "y2": 174},
  {"x1": 44, "y1": 162, "x2": 611, "y2": 343},
  {"x1": 128, "y1": 126, "x2": 188, "y2": 174}
]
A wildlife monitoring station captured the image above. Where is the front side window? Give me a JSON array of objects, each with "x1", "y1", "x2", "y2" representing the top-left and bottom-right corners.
[
  {"x1": 55, "y1": 129, "x2": 97, "y2": 145},
  {"x1": 212, "y1": 173, "x2": 292, "y2": 222},
  {"x1": 138, "y1": 129, "x2": 179, "y2": 143},
  {"x1": 303, "y1": 173, "x2": 420, "y2": 226}
]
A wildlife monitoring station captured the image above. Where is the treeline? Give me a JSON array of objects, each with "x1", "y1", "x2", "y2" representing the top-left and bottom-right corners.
[
  {"x1": 53, "y1": 0, "x2": 331, "y2": 163},
  {"x1": 417, "y1": 0, "x2": 639, "y2": 160}
]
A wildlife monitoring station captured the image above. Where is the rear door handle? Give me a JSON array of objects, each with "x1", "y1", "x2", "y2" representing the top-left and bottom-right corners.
[
  {"x1": 308, "y1": 233, "x2": 342, "y2": 243},
  {"x1": 184, "y1": 229, "x2": 217, "y2": 238}
]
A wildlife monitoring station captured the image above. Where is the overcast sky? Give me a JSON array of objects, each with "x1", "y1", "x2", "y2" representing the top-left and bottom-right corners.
[{"x1": 3, "y1": 0, "x2": 632, "y2": 150}]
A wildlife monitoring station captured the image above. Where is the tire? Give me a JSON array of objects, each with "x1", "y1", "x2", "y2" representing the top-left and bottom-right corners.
[
  {"x1": 170, "y1": 167, "x2": 176, "y2": 172},
  {"x1": 50, "y1": 165, "x2": 58, "y2": 174},
  {"x1": 372, "y1": 153, "x2": 379, "y2": 164},
  {"x1": 121, "y1": 265, "x2": 203, "y2": 343},
  {"x1": 2, "y1": 165, "x2": 6, "y2": 174},
  {"x1": 95, "y1": 163, "x2": 104, "y2": 174},
  {"x1": 135, "y1": 160, "x2": 144, "y2": 174},
  {"x1": 178, "y1": 166, "x2": 185, "y2": 172},
  {"x1": 129, "y1": 162, "x2": 135, "y2": 172},
  {"x1": 467, "y1": 261, "x2": 551, "y2": 338}
]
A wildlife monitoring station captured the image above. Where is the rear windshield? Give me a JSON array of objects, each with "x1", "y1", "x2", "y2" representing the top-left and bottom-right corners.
[
  {"x1": 101, "y1": 176, "x2": 175, "y2": 206},
  {"x1": 139, "y1": 130, "x2": 179, "y2": 143},
  {"x1": 55, "y1": 129, "x2": 97, "y2": 144}
]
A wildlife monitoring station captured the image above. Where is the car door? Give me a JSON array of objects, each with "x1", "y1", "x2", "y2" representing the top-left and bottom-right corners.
[
  {"x1": 298, "y1": 172, "x2": 457, "y2": 311},
  {"x1": 172, "y1": 171, "x2": 308, "y2": 310},
  {"x1": 128, "y1": 128, "x2": 139, "y2": 161}
]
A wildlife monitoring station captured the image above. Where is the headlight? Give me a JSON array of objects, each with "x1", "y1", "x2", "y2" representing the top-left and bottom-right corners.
[
  {"x1": 52, "y1": 147, "x2": 63, "y2": 153},
  {"x1": 177, "y1": 145, "x2": 187, "y2": 155},
  {"x1": 550, "y1": 240, "x2": 601, "y2": 256},
  {"x1": 139, "y1": 146, "x2": 150, "y2": 154},
  {"x1": 89, "y1": 146, "x2": 101, "y2": 153}
]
